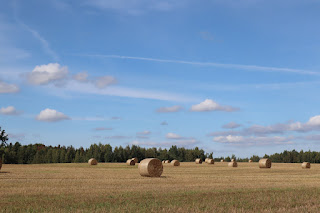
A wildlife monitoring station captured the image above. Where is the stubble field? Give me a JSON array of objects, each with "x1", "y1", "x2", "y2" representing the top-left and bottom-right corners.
[{"x1": 1, "y1": 162, "x2": 320, "y2": 212}]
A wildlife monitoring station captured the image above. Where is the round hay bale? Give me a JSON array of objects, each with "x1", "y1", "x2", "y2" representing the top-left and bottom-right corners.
[
  {"x1": 126, "y1": 159, "x2": 135, "y2": 166},
  {"x1": 162, "y1": 160, "x2": 165, "y2": 164},
  {"x1": 165, "y1": 160, "x2": 170, "y2": 164},
  {"x1": 138, "y1": 158, "x2": 163, "y2": 177},
  {"x1": 231, "y1": 159, "x2": 235, "y2": 162},
  {"x1": 249, "y1": 160, "x2": 253, "y2": 163},
  {"x1": 302, "y1": 162, "x2": 311, "y2": 169},
  {"x1": 207, "y1": 159, "x2": 214, "y2": 164},
  {"x1": 171, "y1": 160, "x2": 180, "y2": 166},
  {"x1": 220, "y1": 159, "x2": 224, "y2": 162},
  {"x1": 195, "y1": 158, "x2": 202, "y2": 164},
  {"x1": 259, "y1": 158, "x2": 271, "y2": 168},
  {"x1": 228, "y1": 161, "x2": 238, "y2": 167},
  {"x1": 132, "y1": 157, "x2": 138, "y2": 163},
  {"x1": 205, "y1": 158, "x2": 210, "y2": 163},
  {"x1": 88, "y1": 158, "x2": 98, "y2": 165}
]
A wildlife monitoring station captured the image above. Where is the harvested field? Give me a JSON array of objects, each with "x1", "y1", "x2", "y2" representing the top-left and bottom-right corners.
[{"x1": 1, "y1": 162, "x2": 320, "y2": 212}]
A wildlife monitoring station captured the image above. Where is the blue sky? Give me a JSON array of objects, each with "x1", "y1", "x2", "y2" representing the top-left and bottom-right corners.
[{"x1": 1, "y1": 0, "x2": 320, "y2": 157}]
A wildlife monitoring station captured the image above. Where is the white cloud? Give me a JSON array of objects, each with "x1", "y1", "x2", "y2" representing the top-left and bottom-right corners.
[
  {"x1": 222, "y1": 122, "x2": 242, "y2": 129},
  {"x1": 191, "y1": 99, "x2": 238, "y2": 112},
  {"x1": 36, "y1": 108, "x2": 70, "y2": 122},
  {"x1": 95, "y1": 76, "x2": 117, "y2": 88},
  {"x1": 156, "y1": 105, "x2": 183, "y2": 113},
  {"x1": 73, "y1": 72, "x2": 88, "y2": 82},
  {"x1": 0, "y1": 106, "x2": 20, "y2": 115},
  {"x1": 307, "y1": 115, "x2": 320, "y2": 126},
  {"x1": 27, "y1": 63, "x2": 68, "y2": 85},
  {"x1": 166, "y1": 132, "x2": 183, "y2": 139},
  {"x1": 213, "y1": 135, "x2": 294, "y2": 146},
  {"x1": 137, "y1": 130, "x2": 151, "y2": 135},
  {"x1": 0, "y1": 81, "x2": 20, "y2": 93}
]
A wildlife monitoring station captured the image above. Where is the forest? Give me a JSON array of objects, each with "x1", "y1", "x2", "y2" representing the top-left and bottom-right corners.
[{"x1": 1, "y1": 141, "x2": 320, "y2": 164}]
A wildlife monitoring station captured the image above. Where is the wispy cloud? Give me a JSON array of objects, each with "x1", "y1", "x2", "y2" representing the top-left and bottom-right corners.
[
  {"x1": 14, "y1": 3, "x2": 59, "y2": 61},
  {"x1": 131, "y1": 138, "x2": 198, "y2": 147},
  {"x1": 213, "y1": 135, "x2": 294, "y2": 146},
  {"x1": 137, "y1": 130, "x2": 151, "y2": 135},
  {"x1": 81, "y1": 54, "x2": 320, "y2": 76},
  {"x1": 93, "y1": 127, "x2": 113, "y2": 131},
  {"x1": 222, "y1": 122, "x2": 242, "y2": 129},
  {"x1": 84, "y1": 0, "x2": 177, "y2": 15},
  {"x1": 156, "y1": 105, "x2": 183, "y2": 113},
  {"x1": 0, "y1": 80, "x2": 20, "y2": 93},
  {"x1": 55, "y1": 80, "x2": 193, "y2": 102},
  {"x1": 0, "y1": 106, "x2": 21, "y2": 115},
  {"x1": 209, "y1": 115, "x2": 320, "y2": 138}
]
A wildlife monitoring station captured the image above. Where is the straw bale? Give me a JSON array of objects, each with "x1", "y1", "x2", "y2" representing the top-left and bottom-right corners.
[
  {"x1": 259, "y1": 158, "x2": 271, "y2": 168},
  {"x1": 195, "y1": 158, "x2": 202, "y2": 164},
  {"x1": 132, "y1": 158, "x2": 138, "y2": 163},
  {"x1": 207, "y1": 159, "x2": 214, "y2": 164},
  {"x1": 127, "y1": 159, "x2": 135, "y2": 166},
  {"x1": 88, "y1": 158, "x2": 98, "y2": 165},
  {"x1": 139, "y1": 158, "x2": 163, "y2": 177},
  {"x1": 302, "y1": 162, "x2": 311, "y2": 169},
  {"x1": 228, "y1": 161, "x2": 238, "y2": 167},
  {"x1": 171, "y1": 160, "x2": 180, "y2": 166}
]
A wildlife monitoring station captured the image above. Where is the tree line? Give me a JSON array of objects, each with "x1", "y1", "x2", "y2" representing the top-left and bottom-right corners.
[
  {"x1": 1, "y1": 141, "x2": 320, "y2": 164},
  {"x1": 1, "y1": 142, "x2": 210, "y2": 164}
]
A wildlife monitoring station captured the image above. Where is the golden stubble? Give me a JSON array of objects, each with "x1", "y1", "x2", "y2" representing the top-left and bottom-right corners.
[{"x1": 1, "y1": 162, "x2": 320, "y2": 212}]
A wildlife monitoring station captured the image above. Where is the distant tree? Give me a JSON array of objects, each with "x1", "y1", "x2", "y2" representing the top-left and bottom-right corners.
[
  {"x1": 0, "y1": 127, "x2": 8, "y2": 147},
  {"x1": 0, "y1": 127, "x2": 8, "y2": 157}
]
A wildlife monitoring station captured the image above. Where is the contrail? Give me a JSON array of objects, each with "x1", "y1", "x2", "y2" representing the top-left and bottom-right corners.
[
  {"x1": 13, "y1": 0, "x2": 59, "y2": 61},
  {"x1": 81, "y1": 54, "x2": 319, "y2": 76}
]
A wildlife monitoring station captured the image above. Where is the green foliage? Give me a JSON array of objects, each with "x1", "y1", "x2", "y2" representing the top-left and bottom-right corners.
[
  {"x1": 2, "y1": 138, "x2": 320, "y2": 164},
  {"x1": 1, "y1": 143, "x2": 208, "y2": 164}
]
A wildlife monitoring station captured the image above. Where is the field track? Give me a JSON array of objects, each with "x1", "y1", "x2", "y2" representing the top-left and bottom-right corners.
[{"x1": 1, "y1": 162, "x2": 320, "y2": 212}]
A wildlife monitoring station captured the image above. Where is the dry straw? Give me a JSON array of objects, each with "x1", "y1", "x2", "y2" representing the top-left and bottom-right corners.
[
  {"x1": 139, "y1": 158, "x2": 163, "y2": 177},
  {"x1": 126, "y1": 159, "x2": 135, "y2": 166},
  {"x1": 302, "y1": 162, "x2": 311, "y2": 169},
  {"x1": 171, "y1": 160, "x2": 180, "y2": 166},
  {"x1": 207, "y1": 159, "x2": 214, "y2": 164},
  {"x1": 88, "y1": 158, "x2": 98, "y2": 165},
  {"x1": 195, "y1": 158, "x2": 202, "y2": 164},
  {"x1": 165, "y1": 160, "x2": 170, "y2": 164},
  {"x1": 132, "y1": 157, "x2": 138, "y2": 163},
  {"x1": 228, "y1": 161, "x2": 238, "y2": 167},
  {"x1": 249, "y1": 160, "x2": 253, "y2": 163},
  {"x1": 259, "y1": 158, "x2": 272, "y2": 168},
  {"x1": 205, "y1": 158, "x2": 210, "y2": 163},
  {"x1": 220, "y1": 159, "x2": 224, "y2": 162}
]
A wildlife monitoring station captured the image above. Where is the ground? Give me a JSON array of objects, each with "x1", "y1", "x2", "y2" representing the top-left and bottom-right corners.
[{"x1": 1, "y1": 162, "x2": 320, "y2": 212}]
